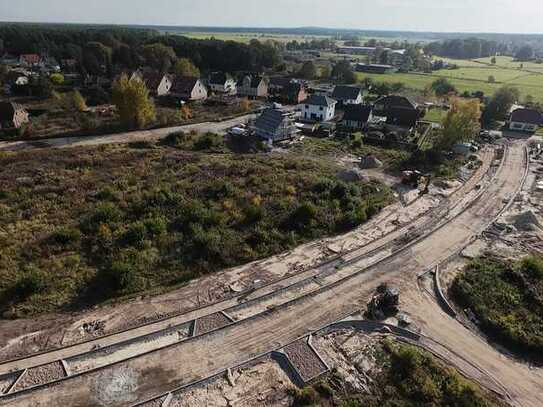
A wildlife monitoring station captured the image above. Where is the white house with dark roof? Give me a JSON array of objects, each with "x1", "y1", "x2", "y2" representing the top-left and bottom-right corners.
[
  {"x1": 332, "y1": 85, "x2": 363, "y2": 105},
  {"x1": 209, "y1": 72, "x2": 237, "y2": 95},
  {"x1": 509, "y1": 107, "x2": 542, "y2": 133},
  {"x1": 254, "y1": 107, "x2": 299, "y2": 143},
  {"x1": 301, "y1": 95, "x2": 337, "y2": 122}
]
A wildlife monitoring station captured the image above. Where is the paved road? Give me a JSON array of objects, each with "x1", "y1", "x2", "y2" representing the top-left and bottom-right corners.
[
  {"x1": 4, "y1": 143, "x2": 539, "y2": 407},
  {"x1": 0, "y1": 114, "x2": 257, "y2": 152}
]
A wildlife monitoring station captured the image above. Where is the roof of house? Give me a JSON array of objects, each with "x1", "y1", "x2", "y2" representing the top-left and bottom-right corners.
[
  {"x1": 374, "y1": 95, "x2": 417, "y2": 110},
  {"x1": 20, "y1": 54, "x2": 41, "y2": 64},
  {"x1": 304, "y1": 95, "x2": 337, "y2": 107},
  {"x1": 510, "y1": 108, "x2": 542, "y2": 125},
  {"x1": 255, "y1": 108, "x2": 293, "y2": 132},
  {"x1": 342, "y1": 104, "x2": 372, "y2": 122},
  {"x1": 238, "y1": 75, "x2": 266, "y2": 88},
  {"x1": 332, "y1": 85, "x2": 362, "y2": 101},
  {"x1": 209, "y1": 72, "x2": 233, "y2": 85},
  {"x1": 385, "y1": 107, "x2": 420, "y2": 127},
  {"x1": 0, "y1": 102, "x2": 25, "y2": 121},
  {"x1": 269, "y1": 77, "x2": 293, "y2": 88},
  {"x1": 171, "y1": 76, "x2": 200, "y2": 94},
  {"x1": 142, "y1": 72, "x2": 170, "y2": 90}
]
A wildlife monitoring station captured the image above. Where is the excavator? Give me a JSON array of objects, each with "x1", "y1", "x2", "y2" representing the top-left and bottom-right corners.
[{"x1": 402, "y1": 170, "x2": 431, "y2": 196}]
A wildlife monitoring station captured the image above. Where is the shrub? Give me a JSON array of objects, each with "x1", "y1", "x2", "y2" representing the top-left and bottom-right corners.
[
  {"x1": 80, "y1": 203, "x2": 123, "y2": 233},
  {"x1": 12, "y1": 267, "x2": 48, "y2": 299},
  {"x1": 49, "y1": 227, "x2": 81, "y2": 246},
  {"x1": 520, "y1": 256, "x2": 543, "y2": 280},
  {"x1": 288, "y1": 202, "x2": 318, "y2": 231},
  {"x1": 102, "y1": 261, "x2": 137, "y2": 292},
  {"x1": 121, "y1": 222, "x2": 148, "y2": 248},
  {"x1": 162, "y1": 131, "x2": 189, "y2": 147},
  {"x1": 193, "y1": 132, "x2": 224, "y2": 151},
  {"x1": 291, "y1": 387, "x2": 320, "y2": 406}
]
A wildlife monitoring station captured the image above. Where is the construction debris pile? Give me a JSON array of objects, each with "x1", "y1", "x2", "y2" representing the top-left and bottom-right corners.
[{"x1": 366, "y1": 283, "x2": 400, "y2": 321}]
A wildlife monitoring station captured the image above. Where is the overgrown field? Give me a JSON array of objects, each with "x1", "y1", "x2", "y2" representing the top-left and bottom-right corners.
[
  {"x1": 292, "y1": 340, "x2": 503, "y2": 406},
  {"x1": 356, "y1": 56, "x2": 543, "y2": 102},
  {"x1": 451, "y1": 256, "x2": 543, "y2": 362},
  {"x1": 0, "y1": 139, "x2": 393, "y2": 317}
]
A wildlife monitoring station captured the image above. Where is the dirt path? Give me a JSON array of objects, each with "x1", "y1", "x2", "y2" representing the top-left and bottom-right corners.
[
  {"x1": 2, "y1": 143, "x2": 536, "y2": 406},
  {"x1": 0, "y1": 114, "x2": 257, "y2": 152}
]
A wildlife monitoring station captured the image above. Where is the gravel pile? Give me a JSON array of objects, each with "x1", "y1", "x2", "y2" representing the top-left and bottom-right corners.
[
  {"x1": 284, "y1": 339, "x2": 328, "y2": 382},
  {"x1": 195, "y1": 313, "x2": 231, "y2": 336},
  {"x1": 11, "y1": 361, "x2": 66, "y2": 392},
  {"x1": 140, "y1": 395, "x2": 167, "y2": 407},
  {"x1": 0, "y1": 372, "x2": 18, "y2": 394}
]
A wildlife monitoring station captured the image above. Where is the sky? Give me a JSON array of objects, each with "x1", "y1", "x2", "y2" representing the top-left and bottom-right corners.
[{"x1": 0, "y1": 0, "x2": 542, "y2": 34}]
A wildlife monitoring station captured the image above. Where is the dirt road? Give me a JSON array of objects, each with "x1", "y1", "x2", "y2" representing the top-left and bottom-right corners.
[
  {"x1": 3, "y1": 143, "x2": 538, "y2": 406},
  {"x1": 0, "y1": 114, "x2": 257, "y2": 152}
]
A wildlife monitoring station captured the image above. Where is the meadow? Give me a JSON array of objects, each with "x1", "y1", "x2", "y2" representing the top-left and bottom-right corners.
[{"x1": 357, "y1": 56, "x2": 543, "y2": 102}]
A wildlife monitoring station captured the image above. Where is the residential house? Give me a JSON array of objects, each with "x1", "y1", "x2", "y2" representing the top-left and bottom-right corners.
[
  {"x1": 269, "y1": 77, "x2": 293, "y2": 96},
  {"x1": 283, "y1": 82, "x2": 308, "y2": 104},
  {"x1": 237, "y1": 75, "x2": 268, "y2": 99},
  {"x1": 61, "y1": 59, "x2": 78, "y2": 72},
  {"x1": 332, "y1": 85, "x2": 363, "y2": 106},
  {"x1": 301, "y1": 95, "x2": 337, "y2": 122},
  {"x1": 170, "y1": 77, "x2": 208, "y2": 102},
  {"x1": 254, "y1": 107, "x2": 299, "y2": 143},
  {"x1": 208, "y1": 72, "x2": 237, "y2": 95},
  {"x1": 373, "y1": 95, "x2": 420, "y2": 128},
  {"x1": 0, "y1": 102, "x2": 30, "y2": 130},
  {"x1": 136, "y1": 71, "x2": 173, "y2": 96},
  {"x1": 19, "y1": 54, "x2": 42, "y2": 67},
  {"x1": 509, "y1": 108, "x2": 542, "y2": 133},
  {"x1": 341, "y1": 104, "x2": 372, "y2": 130}
]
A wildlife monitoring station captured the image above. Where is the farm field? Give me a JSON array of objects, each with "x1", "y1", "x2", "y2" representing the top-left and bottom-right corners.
[
  {"x1": 356, "y1": 66, "x2": 543, "y2": 102},
  {"x1": 178, "y1": 31, "x2": 330, "y2": 43}
]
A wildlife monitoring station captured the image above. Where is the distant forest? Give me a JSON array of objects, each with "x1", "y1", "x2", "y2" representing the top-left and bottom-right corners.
[{"x1": 0, "y1": 24, "x2": 282, "y2": 76}]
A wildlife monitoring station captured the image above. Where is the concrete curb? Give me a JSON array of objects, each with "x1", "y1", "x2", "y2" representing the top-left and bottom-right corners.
[{"x1": 433, "y1": 265, "x2": 457, "y2": 318}]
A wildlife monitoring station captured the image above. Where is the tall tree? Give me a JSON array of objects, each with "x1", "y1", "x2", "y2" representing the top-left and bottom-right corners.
[
  {"x1": 298, "y1": 61, "x2": 317, "y2": 79},
  {"x1": 482, "y1": 86, "x2": 520, "y2": 125},
  {"x1": 142, "y1": 43, "x2": 176, "y2": 73},
  {"x1": 112, "y1": 74, "x2": 156, "y2": 129},
  {"x1": 438, "y1": 98, "x2": 481, "y2": 150},
  {"x1": 431, "y1": 78, "x2": 457, "y2": 97},
  {"x1": 174, "y1": 58, "x2": 200, "y2": 77}
]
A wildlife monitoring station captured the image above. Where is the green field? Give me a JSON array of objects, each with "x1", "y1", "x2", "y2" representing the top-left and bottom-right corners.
[
  {"x1": 356, "y1": 58, "x2": 543, "y2": 102},
  {"x1": 179, "y1": 31, "x2": 329, "y2": 44}
]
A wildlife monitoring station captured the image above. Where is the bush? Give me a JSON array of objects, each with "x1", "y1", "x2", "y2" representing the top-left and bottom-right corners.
[
  {"x1": 520, "y1": 256, "x2": 543, "y2": 280},
  {"x1": 193, "y1": 132, "x2": 224, "y2": 151},
  {"x1": 291, "y1": 387, "x2": 320, "y2": 406},
  {"x1": 121, "y1": 222, "x2": 148, "y2": 248},
  {"x1": 162, "y1": 131, "x2": 190, "y2": 147},
  {"x1": 102, "y1": 261, "x2": 138, "y2": 292},
  {"x1": 49, "y1": 227, "x2": 81, "y2": 246},
  {"x1": 12, "y1": 268, "x2": 48, "y2": 299},
  {"x1": 80, "y1": 203, "x2": 123, "y2": 233},
  {"x1": 288, "y1": 202, "x2": 318, "y2": 232}
]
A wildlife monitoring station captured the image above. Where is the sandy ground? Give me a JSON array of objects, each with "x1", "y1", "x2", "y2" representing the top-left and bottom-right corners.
[{"x1": 0, "y1": 114, "x2": 258, "y2": 152}]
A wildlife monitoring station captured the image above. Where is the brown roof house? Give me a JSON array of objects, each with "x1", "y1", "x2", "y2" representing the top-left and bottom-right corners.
[
  {"x1": 237, "y1": 75, "x2": 268, "y2": 99},
  {"x1": 0, "y1": 102, "x2": 30, "y2": 130},
  {"x1": 509, "y1": 108, "x2": 542, "y2": 133},
  {"x1": 170, "y1": 77, "x2": 208, "y2": 102},
  {"x1": 282, "y1": 82, "x2": 308, "y2": 105}
]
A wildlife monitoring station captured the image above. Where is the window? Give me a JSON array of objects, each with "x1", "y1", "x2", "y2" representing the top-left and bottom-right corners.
[
  {"x1": 319, "y1": 106, "x2": 323, "y2": 111},
  {"x1": 305, "y1": 105, "x2": 309, "y2": 109}
]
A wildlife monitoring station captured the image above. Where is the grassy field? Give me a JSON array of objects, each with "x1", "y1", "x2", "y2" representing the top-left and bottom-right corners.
[
  {"x1": 179, "y1": 31, "x2": 330, "y2": 44},
  {"x1": 356, "y1": 64, "x2": 543, "y2": 102},
  {"x1": 0, "y1": 137, "x2": 393, "y2": 317},
  {"x1": 451, "y1": 256, "x2": 543, "y2": 362}
]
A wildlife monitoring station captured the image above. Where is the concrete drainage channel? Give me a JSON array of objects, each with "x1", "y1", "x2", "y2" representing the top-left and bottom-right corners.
[{"x1": 0, "y1": 147, "x2": 505, "y2": 402}]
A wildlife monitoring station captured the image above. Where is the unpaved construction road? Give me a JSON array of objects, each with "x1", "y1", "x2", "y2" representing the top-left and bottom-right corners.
[
  {"x1": 1, "y1": 142, "x2": 540, "y2": 406},
  {"x1": 0, "y1": 114, "x2": 257, "y2": 152}
]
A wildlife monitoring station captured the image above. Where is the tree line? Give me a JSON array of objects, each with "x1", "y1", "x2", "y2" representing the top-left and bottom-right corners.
[{"x1": 0, "y1": 24, "x2": 282, "y2": 76}]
